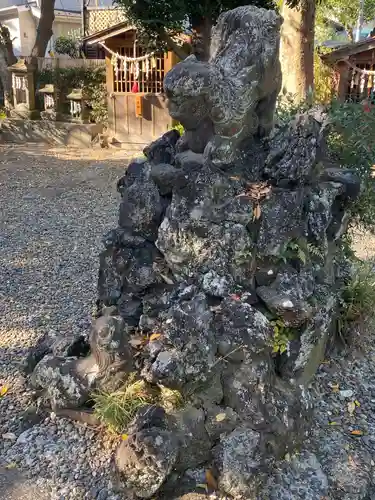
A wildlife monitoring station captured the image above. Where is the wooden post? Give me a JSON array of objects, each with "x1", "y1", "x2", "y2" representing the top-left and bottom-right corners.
[{"x1": 337, "y1": 61, "x2": 349, "y2": 102}]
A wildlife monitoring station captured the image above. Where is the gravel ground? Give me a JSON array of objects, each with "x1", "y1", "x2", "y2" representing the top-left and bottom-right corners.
[
  {"x1": 1, "y1": 143, "x2": 375, "y2": 500},
  {"x1": 0, "y1": 144, "x2": 133, "y2": 500}
]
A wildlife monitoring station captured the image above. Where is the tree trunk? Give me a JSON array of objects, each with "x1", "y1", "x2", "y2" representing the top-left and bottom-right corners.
[
  {"x1": 31, "y1": 0, "x2": 56, "y2": 58},
  {"x1": 191, "y1": 16, "x2": 213, "y2": 61},
  {"x1": 280, "y1": 0, "x2": 316, "y2": 102}
]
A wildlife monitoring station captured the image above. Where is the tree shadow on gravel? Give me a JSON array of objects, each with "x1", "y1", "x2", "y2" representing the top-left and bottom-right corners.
[{"x1": 0, "y1": 466, "x2": 51, "y2": 500}]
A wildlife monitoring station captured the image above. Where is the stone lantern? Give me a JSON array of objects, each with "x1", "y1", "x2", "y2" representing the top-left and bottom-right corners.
[
  {"x1": 8, "y1": 58, "x2": 38, "y2": 119},
  {"x1": 39, "y1": 84, "x2": 57, "y2": 120},
  {"x1": 66, "y1": 88, "x2": 89, "y2": 123}
]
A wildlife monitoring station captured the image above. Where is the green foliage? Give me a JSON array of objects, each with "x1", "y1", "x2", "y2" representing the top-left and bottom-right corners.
[
  {"x1": 92, "y1": 374, "x2": 183, "y2": 432},
  {"x1": 172, "y1": 122, "x2": 184, "y2": 136},
  {"x1": 0, "y1": 106, "x2": 6, "y2": 119},
  {"x1": 92, "y1": 376, "x2": 156, "y2": 432},
  {"x1": 327, "y1": 101, "x2": 375, "y2": 232},
  {"x1": 54, "y1": 35, "x2": 81, "y2": 58},
  {"x1": 114, "y1": 0, "x2": 276, "y2": 54},
  {"x1": 37, "y1": 66, "x2": 107, "y2": 125},
  {"x1": 307, "y1": 242, "x2": 325, "y2": 261},
  {"x1": 271, "y1": 319, "x2": 295, "y2": 354},
  {"x1": 276, "y1": 91, "x2": 312, "y2": 126},
  {"x1": 316, "y1": 0, "x2": 375, "y2": 41},
  {"x1": 338, "y1": 261, "x2": 375, "y2": 337},
  {"x1": 279, "y1": 239, "x2": 307, "y2": 265},
  {"x1": 314, "y1": 50, "x2": 336, "y2": 105}
]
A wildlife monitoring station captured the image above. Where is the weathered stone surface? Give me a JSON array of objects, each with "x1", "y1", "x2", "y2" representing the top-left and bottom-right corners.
[
  {"x1": 150, "y1": 163, "x2": 187, "y2": 195},
  {"x1": 117, "y1": 158, "x2": 148, "y2": 195},
  {"x1": 143, "y1": 129, "x2": 180, "y2": 165},
  {"x1": 30, "y1": 355, "x2": 93, "y2": 409},
  {"x1": 164, "y1": 6, "x2": 282, "y2": 168},
  {"x1": 142, "y1": 289, "x2": 216, "y2": 391},
  {"x1": 98, "y1": 240, "x2": 162, "y2": 307},
  {"x1": 119, "y1": 177, "x2": 163, "y2": 241},
  {"x1": 213, "y1": 428, "x2": 271, "y2": 498},
  {"x1": 90, "y1": 314, "x2": 133, "y2": 391},
  {"x1": 172, "y1": 407, "x2": 212, "y2": 469},
  {"x1": 257, "y1": 267, "x2": 314, "y2": 327},
  {"x1": 174, "y1": 150, "x2": 204, "y2": 170},
  {"x1": 288, "y1": 293, "x2": 336, "y2": 384},
  {"x1": 222, "y1": 359, "x2": 271, "y2": 425},
  {"x1": 257, "y1": 189, "x2": 304, "y2": 257},
  {"x1": 176, "y1": 118, "x2": 214, "y2": 155},
  {"x1": 265, "y1": 113, "x2": 324, "y2": 183},
  {"x1": 306, "y1": 181, "x2": 347, "y2": 247},
  {"x1": 156, "y1": 166, "x2": 255, "y2": 285},
  {"x1": 51, "y1": 334, "x2": 90, "y2": 358},
  {"x1": 215, "y1": 297, "x2": 272, "y2": 358},
  {"x1": 204, "y1": 405, "x2": 239, "y2": 440},
  {"x1": 116, "y1": 406, "x2": 179, "y2": 499},
  {"x1": 320, "y1": 167, "x2": 361, "y2": 200},
  {"x1": 117, "y1": 293, "x2": 142, "y2": 326},
  {"x1": 201, "y1": 270, "x2": 231, "y2": 297}
]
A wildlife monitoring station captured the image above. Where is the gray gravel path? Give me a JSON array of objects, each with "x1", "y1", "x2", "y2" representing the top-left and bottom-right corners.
[{"x1": 0, "y1": 144, "x2": 132, "y2": 499}]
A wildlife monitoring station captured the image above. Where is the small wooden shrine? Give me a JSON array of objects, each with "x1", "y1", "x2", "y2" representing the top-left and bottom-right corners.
[
  {"x1": 83, "y1": 22, "x2": 180, "y2": 144},
  {"x1": 321, "y1": 38, "x2": 375, "y2": 102}
]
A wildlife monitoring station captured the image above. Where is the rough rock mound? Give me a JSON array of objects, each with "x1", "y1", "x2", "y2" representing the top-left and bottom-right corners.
[{"x1": 27, "y1": 5, "x2": 361, "y2": 499}]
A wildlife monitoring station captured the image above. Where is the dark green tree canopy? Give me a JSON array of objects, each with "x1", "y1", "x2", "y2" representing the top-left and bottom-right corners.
[{"x1": 115, "y1": 0, "x2": 276, "y2": 59}]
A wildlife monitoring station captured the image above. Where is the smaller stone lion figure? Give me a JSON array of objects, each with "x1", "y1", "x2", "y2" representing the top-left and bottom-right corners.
[{"x1": 164, "y1": 5, "x2": 282, "y2": 168}]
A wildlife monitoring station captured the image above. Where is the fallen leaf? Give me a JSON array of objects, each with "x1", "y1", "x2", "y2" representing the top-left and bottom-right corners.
[
  {"x1": 215, "y1": 413, "x2": 227, "y2": 422},
  {"x1": 205, "y1": 469, "x2": 218, "y2": 491},
  {"x1": 348, "y1": 455, "x2": 355, "y2": 466},
  {"x1": 5, "y1": 463, "x2": 17, "y2": 470},
  {"x1": 354, "y1": 400, "x2": 361, "y2": 407},
  {"x1": 284, "y1": 452, "x2": 291, "y2": 461},
  {"x1": 347, "y1": 401, "x2": 356, "y2": 416},
  {"x1": 328, "y1": 421, "x2": 340, "y2": 426},
  {"x1": 229, "y1": 176, "x2": 240, "y2": 181},
  {"x1": 350, "y1": 429, "x2": 363, "y2": 436},
  {"x1": 149, "y1": 333, "x2": 162, "y2": 342},
  {"x1": 121, "y1": 434, "x2": 129, "y2": 441},
  {"x1": 0, "y1": 386, "x2": 8, "y2": 397},
  {"x1": 331, "y1": 384, "x2": 340, "y2": 393}
]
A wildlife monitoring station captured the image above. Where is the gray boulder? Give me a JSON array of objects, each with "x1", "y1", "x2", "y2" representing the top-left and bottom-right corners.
[
  {"x1": 116, "y1": 406, "x2": 179, "y2": 499},
  {"x1": 257, "y1": 267, "x2": 314, "y2": 327},
  {"x1": 213, "y1": 428, "x2": 271, "y2": 498}
]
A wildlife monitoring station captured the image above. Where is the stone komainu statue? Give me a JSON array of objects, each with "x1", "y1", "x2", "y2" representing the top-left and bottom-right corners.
[{"x1": 164, "y1": 5, "x2": 282, "y2": 167}]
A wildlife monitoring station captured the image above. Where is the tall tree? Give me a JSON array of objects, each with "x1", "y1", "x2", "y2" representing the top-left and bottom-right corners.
[
  {"x1": 280, "y1": 0, "x2": 316, "y2": 102},
  {"x1": 115, "y1": 0, "x2": 275, "y2": 61},
  {"x1": 31, "y1": 0, "x2": 56, "y2": 58},
  {"x1": 317, "y1": 0, "x2": 375, "y2": 42},
  {"x1": 0, "y1": 24, "x2": 17, "y2": 109}
]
